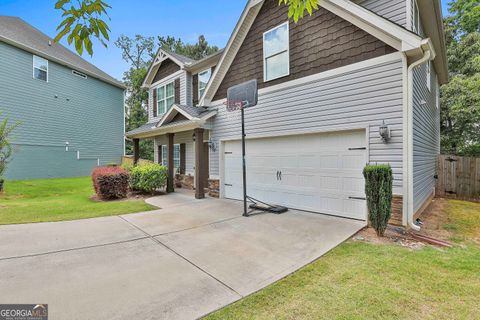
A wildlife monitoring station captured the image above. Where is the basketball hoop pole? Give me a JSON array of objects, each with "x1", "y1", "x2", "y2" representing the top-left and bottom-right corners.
[{"x1": 241, "y1": 105, "x2": 248, "y2": 217}]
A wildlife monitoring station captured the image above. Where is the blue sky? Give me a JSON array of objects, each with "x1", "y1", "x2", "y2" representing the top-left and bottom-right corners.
[{"x1": 0, "y1": 0, "x2": 451, "y2": 81}]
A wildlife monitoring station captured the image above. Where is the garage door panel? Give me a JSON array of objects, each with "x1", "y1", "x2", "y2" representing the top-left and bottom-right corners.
[{"x1": 223, "y1": 130, "x2": 367, "y2": 220}]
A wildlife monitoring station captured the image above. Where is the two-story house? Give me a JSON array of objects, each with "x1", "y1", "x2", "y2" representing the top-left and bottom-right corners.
[
  {"x1": 126, "y1": 0, "x2": 448, "y2": 230},
  {"x1": 0, "y1": 16, "x2": 125, "y2": 180}
]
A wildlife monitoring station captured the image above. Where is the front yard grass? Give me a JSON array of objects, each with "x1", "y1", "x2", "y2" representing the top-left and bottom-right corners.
[
  {"x1": 206, "y1": 199, "x2": 480, "y2": 320},
  {"x1": 0, "y1": 176, "x2": 156, "y2": 224}
]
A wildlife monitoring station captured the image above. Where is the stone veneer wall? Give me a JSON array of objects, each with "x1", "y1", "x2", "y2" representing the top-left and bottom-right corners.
[
  {"x1": 208, "y1": 179, "x2": 220, "y2": 198},
  {"x1": 389, "y1": 195, "x2": 403, "y2": 226}
]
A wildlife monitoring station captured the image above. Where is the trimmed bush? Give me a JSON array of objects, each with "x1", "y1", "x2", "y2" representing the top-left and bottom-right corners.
[
  {"x1": 0, "y1": 177, "x2": 4, "y2": 192},
  {"x1": 92, "y1": 167, "x2": 129, "y2": 200},
  {"x1": 363, "y1": 164, "x2": 393, "y2": 236},
  {"x1": 130, "y1": 163, "x2": 167, "y2": 194}
]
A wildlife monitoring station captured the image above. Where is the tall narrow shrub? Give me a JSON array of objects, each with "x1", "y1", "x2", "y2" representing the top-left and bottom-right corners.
[{"x1": 363, "y1": 164, "x2": 393, "y2": 236}]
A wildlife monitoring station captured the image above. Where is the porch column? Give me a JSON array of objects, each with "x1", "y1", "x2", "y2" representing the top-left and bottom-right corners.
[
  {"x1": 133, "y1": 138, "x2": 140, "y2": 165},
  {"x1": 194, "y1": 128, "x2": 205, "y2": 199},
  {"x1": 167, "y1": 133, "x2": 175, "y2": 193}
]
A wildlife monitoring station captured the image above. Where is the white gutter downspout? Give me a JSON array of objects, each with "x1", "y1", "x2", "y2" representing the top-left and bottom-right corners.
[{"x1": 406, "y1": 48, "x2": 432, "y2": 231}]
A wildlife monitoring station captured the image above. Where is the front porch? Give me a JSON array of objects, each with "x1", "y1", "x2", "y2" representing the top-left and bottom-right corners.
[{"x1": 126, "y1": 104, "x2": 217, "y2": 199}]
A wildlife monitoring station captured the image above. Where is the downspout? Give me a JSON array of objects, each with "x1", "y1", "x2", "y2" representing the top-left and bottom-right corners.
[{"x1": 406, "y1": 49, "x2": 431, "y2": 231}]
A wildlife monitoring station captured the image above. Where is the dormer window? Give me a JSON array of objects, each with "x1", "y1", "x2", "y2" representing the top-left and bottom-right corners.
[
  {"x1": 157, "y1": 82, "x2": 175, "y2": 116},
  {"x1": 198, "y1": 68, "x2": 212, "y2": 98},
  {"x1": 263, "y1": 22, "x2": 289, "y2": 82},
  {"x1": 33, "y1": 55, "x2": 48, "y2": 81}
]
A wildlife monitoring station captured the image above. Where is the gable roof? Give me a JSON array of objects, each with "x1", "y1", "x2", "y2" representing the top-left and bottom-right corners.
[
  {"x1": 143, "y1": 47, "x2": 224, "y2": 88},
  {"x1": 125, "y1": 104, "x2": 216, "y2": 138},
  {"x1": 0, "y1": 16, "x2": 125, "y2": 89},
  {"x1": 200, "y1": 0, "x2": 443, "y2": 104}
]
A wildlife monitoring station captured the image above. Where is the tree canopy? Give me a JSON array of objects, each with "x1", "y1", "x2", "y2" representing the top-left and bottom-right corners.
[
  {"x1": 54, "y1": 1, "x2": 321, "y2": 56},
  {"x1": 441, "y1": 0, "x2": 480, "y2": 156}
]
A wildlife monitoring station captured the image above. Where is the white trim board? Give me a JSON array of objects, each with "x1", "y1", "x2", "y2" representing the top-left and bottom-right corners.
[
  {"x1": 208, "y1": 52, "x2": 403, "y2": 107},
  {"x1": 201, "y1": 0, "x2": 427, "y2": 105}
]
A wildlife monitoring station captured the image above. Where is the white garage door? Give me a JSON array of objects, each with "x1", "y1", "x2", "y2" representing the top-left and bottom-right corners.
[{"x1": 223, "y1": 130, "x2": 367, "y2": 220}]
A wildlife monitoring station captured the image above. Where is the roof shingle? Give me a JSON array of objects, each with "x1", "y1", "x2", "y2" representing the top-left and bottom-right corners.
[{"x1": 0, "y1": 16, "x2": 125, "y2": 89}]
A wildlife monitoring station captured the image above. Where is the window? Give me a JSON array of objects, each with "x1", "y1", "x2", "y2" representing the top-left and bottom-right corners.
[
  {"x1": 156, "y1": 82, "x2": 175, "y2": 116},
  {"x1": 412, "y1": 0, "x2": 420, "y2": 33},
  {"x1": 435, "y1": 75, "x2": 439, "y2": 110},
  {"x1": 33, "y1": 55, "x2": 48, "y2": 81},
  {"x1": 198, "y1": 68, "x2": 212, "y2": 98},
  {"x1": 426, "y1": 61, "x2": 431, "y2": 91},
  {"x1": 72, "y1": 70, "x2": 87, "y2": 79},
  {"x1": 162, "y1": 144, "x2": 180, "y2": 170},
  {"x1": 263, "y1": 22, "x2": 289, "y2": 82}
]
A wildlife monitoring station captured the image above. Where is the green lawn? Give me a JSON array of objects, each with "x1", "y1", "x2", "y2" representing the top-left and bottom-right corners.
[
  {"x1": 206, "y1": 200, "x2": 480, "y2": 320},
  {"x1": 0, "y1": 177, "x2": 156, "y2": 224}
]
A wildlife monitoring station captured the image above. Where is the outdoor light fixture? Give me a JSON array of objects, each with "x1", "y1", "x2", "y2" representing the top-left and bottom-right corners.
[
  {"x1": 379, "y1": 120, "x2": 391, "y2": 142},
  {"x1": 208, "y1": 138, "x2": 217, "y2": 152},
  {"x1": 192, "y1": 132, "x2": 196, "y2": 142},
  {"x1": 65, "y1": 141, "x2": 69, "y2": 152}
]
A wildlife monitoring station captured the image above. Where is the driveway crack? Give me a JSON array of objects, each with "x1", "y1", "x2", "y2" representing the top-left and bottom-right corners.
[{"x1": 118, "y1": 216, "x2": 243, "y2": 298}]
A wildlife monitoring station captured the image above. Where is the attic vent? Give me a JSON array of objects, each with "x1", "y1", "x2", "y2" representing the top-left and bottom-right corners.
[{"x1": 72, "y1": 70, "x2": 87, "y2": 79}]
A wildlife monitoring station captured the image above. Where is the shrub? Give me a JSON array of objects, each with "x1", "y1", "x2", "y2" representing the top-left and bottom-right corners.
[
  {"x1": 92, "y1": 166, "x2": 129, "y2": 200},
  {"x1": 130, "y1": 163, "x2": 167, "y2": 194},
  {"x1": 363, "y1": 164, "x2": 393, "y2": 236},
  {"x1": 0, "y1": 177, "x2": 4, "y2": 192}
]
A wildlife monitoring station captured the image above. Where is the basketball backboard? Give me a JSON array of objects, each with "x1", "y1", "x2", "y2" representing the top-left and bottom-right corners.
[{"x1": 226, "y1": 79, "x2": 258, "y2": 108}]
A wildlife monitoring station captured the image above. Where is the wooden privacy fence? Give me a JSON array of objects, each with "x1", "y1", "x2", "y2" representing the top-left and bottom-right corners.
[{"x1": 436, "y1": 155, "x2": 480, "y2": 201}]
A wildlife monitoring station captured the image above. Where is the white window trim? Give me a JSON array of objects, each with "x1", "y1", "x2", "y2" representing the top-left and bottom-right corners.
[
  {"x1": 156, "y1": 81, "x2": 175, "y2": 117},
  {"x1": 426, "y1": 61, "x2": 431, "y2": 91},
  {"x1": 161, "y1": 144, "x2": 181, "y2": 170},
  {"x1": 33, "y1": 55, "x2": 48, "y2": 82},
  {"x1": 263, "y1": 21, "x2": 290, "y2": 82},
  {"x1": 198, "y1": 68, "x2": 212, "y2": 99}
]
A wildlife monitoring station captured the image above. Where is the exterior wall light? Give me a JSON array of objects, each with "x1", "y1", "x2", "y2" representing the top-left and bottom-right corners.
[
  {"x1": 379, "y1": 120, "x2": 391, "y2": 142},
  {"x1": 208, "y1": 138, "x2": 217, "y2": 152},
  {"x1": 65, "y1": 141, "x2": 69, "y2": 152},
  {"x1": 192, "y1": 132, "x2": 196, "y2": 142}
]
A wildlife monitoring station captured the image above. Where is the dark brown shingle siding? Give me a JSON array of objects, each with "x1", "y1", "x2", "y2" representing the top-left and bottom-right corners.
[
  {"x1": 153, "y1": 59, "x2": 181, "y2": 84},
  {"x1": 213, "y1": 1, "x2": 396, "y2": 101}
]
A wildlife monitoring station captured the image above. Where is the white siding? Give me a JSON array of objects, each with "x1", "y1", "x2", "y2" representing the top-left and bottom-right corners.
[
  {"x1": 354, "y1": 0, "x2": 407, "y2": 27},
  {"x1": 154, "y1": 130, "x2": 196, "y2": 175},
  {"x1": 209, "y1": 54, "x2": 405, "y2": 194},
  {"x1": 412, "y1": 62, "x2": 440, "y2": 213},
  {"x1": 185, "y1": 72, "x2": 193, "y2": 106}
]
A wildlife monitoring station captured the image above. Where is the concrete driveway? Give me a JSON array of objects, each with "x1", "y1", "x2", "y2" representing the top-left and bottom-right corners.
[{"x1": 0, "y1": 190, "x2": 365, "y2": 320}]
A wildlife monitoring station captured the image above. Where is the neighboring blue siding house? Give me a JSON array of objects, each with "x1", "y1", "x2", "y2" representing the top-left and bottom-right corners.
[{"x1": 0, "y1": 16, "x2": 125, "y2": 180}]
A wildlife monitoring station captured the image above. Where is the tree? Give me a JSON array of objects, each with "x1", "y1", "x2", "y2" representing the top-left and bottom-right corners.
[
  {"x1": 0, "y1": 113, "x2": 18, "y2": 186},
  {"x1": 158, "y1": 35, "x2": 219, "y2": 60},
  {"x1": 55, "y1": 1, "x2": 318, "y2": 56},
  {"x1": 54, "y1": 0, "x2": 111, "y2": 56},
  {"x1": 115, "y1": 35, "x2": 156, "y2": 161},
  {"x1": 440, "y1": 0, "x2": 480, "y2": 156}
]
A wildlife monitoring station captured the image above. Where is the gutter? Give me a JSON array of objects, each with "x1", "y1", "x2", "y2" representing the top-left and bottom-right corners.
[{"x1": 405, "y1": 39, "x2": 434, "y2": 231}]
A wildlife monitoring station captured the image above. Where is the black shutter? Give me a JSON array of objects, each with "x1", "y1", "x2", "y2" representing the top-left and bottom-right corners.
[
  {"x1": 180, "y1": 143, "x2": 186, "y2": 174},
  {"x1": 152, "y1": 88, "x2": 157, "y2": 118},
  {"x1": 158, "y1": 145, "x2": 162, "y2": 164},
  {"x1": 174, "y1": 78, "x2": 180, "y2": 104},
  {"x1": 192, "y1": 74, "x2": 198, "y2": 106}
]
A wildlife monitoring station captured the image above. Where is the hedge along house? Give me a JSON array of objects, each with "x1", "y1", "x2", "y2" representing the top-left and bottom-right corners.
[
  {"x1": 126, "y1": 0, "x2": 447, "y2": 230},
  {"x1": 0, "y1": 16, "x2": 125, "y2": 180}
]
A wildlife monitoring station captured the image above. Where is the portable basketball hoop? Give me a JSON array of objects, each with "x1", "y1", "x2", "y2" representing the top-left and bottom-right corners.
[{"x1": 224, "y1": 80, "x2": 288, "y2": 217}]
